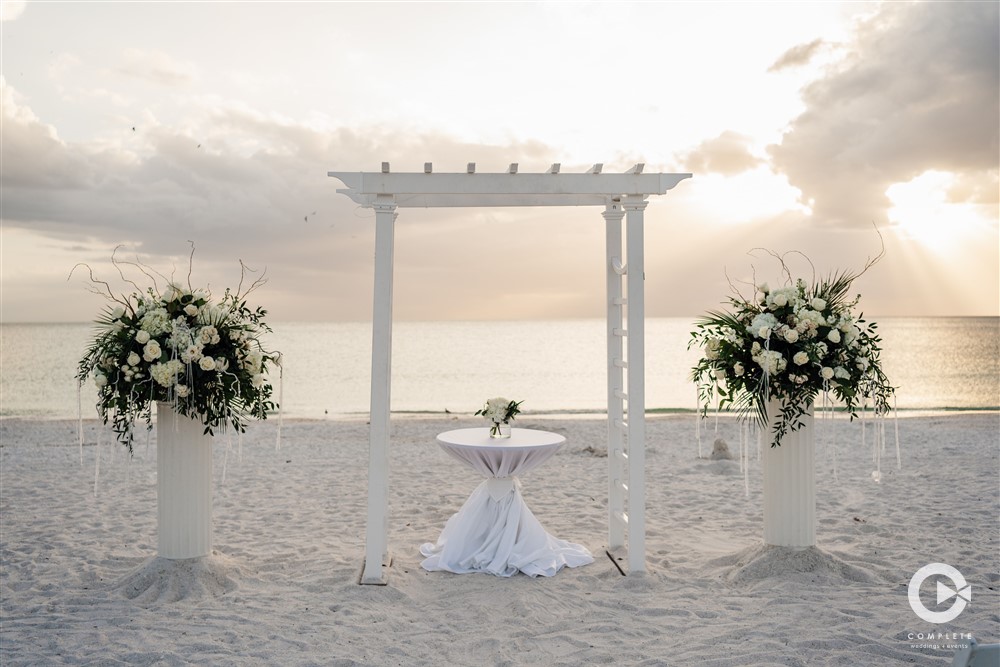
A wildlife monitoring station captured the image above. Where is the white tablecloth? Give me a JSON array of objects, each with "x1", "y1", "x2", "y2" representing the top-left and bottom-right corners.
[{"x1": 420, "y1": 427, "x2": 594, "y2": 577}]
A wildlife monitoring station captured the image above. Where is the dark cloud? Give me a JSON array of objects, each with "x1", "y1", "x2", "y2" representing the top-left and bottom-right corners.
[
  {"x1": 678, "y1": 131, "x2": 762, "y2": 175},
  {"x1": 768, "y1": 38, "x2": 826, "y2": 72},
  {"x1": 769, "y1": 2, "x2": 1000, "y2": 226}
]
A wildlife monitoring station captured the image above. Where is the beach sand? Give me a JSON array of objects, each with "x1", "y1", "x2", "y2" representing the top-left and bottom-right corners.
[{"x1": 1, "y1": 413, "x2": 997, "y2": 666}]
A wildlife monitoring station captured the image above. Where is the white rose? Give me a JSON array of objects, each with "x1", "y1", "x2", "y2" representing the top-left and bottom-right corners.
[
  {"x1": 135, "y1": 330, "x2": 150, "y2": 344},
  {"x1": 714, "y1": 368, "x2": 726, "y2": 381},
  {"x1": 784, "y1": 328, "x2": 799, "y2": 343},
  {"x1": 127, "y1": 352, "x2": 140, "y2": 366},
  {"x1": 759, "y1": 283, "x2": 770, "y2": 294},
  {"x1": 199, "y1": 356, "x2": 216, "y2": 372},
  {"x1": 252, "y1": 373, "x2": 264, "y2": 388},
  {"x1": 181, "y1": 344, "x2": 203, "y2": 364},
  {"x1": 175, "y1": 384, "x2": 190, "y2": 398},
  {"x1": 811, "y1": 297, "x2": 827, "y2": 311},
  {"x1": 827, "y1": 329, "x2": 841, "y2": 344},
  {"x1": 733, "y1": 362, "x2": 744, "y2": 377},
  {"x1": 705, "y1": 338, "x2": 721, "y2": 360},
  {"x1": 110, "y1": 306, "x2": 125, "y2": 320},
  {"x1": 184, "y1": 304, "x2": 199, "y2": 317},
  {"x1": 821, "y1": 366, "x2": 834, "y2": 380},
  {"x1": 94, "y1": 374, "x2": 107, "y2": 388},
  {"x1": 793, "y1": 351, "x2": 809, "y2": 366},
  {"x1": 772, "y1": 294, "x2": 788, "y2": 307},
  {"x1": 143, "y1": 340, "x2": 161, "y2": 362},
  {"x1": 199, "y1": 326, "x2": 220, "y2": 345}
]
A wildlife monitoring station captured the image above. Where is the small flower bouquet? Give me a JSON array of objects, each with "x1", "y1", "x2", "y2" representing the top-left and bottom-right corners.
[
  {"x1": 475, "y1": 397, "x2": 523, "y2": 438},
  {"x1": 75, "y1": 250, "x2": 280, "y2": 452},
  {"x1": 689, "y1": 255, "x2": 894, "y2": 447}
]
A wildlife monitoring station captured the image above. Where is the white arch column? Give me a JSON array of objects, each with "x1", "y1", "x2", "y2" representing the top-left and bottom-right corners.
[
  {"x1": 623, "y1": 195, "x2": 648, "y2": 573},
  {"x1": 604, "y1": 201, "x2": 626, "y2": 552},
  {"x1": 362, "y1": 194, "x2": 396, "y2": 584}
]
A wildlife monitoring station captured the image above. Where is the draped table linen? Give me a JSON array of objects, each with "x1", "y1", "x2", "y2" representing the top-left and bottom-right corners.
[{"x1": 420, "y1": 427, "x2": 593, "y2": 577}]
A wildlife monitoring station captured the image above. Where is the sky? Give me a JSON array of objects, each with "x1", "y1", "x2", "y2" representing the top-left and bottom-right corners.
[{"x1": 1, "y1": 0, "x2": 997, "y2": 323}]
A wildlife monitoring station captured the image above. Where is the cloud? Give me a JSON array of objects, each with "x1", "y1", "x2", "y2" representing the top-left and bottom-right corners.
[
  {"x1": 678, "y1": 131, "x2": 763, "y2": 176},
  {"x1": 769, "y1": 2, "x2": 1000, "y2": 226},
  {"x1": 115, "y1": 48, "x2": 198, "y2": 87},
  {"x1": 768, "y1": 38, "x2": 827, "y2": 72},
  {"x1": 1, "y1": 79, "x2": 587, "y2": 320}
]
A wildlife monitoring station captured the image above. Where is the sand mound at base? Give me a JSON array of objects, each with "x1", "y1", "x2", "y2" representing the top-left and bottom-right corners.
[
  {"x1": 116, "y1": 550, "x2": 246, "y2": 605},
  {"x1": 713, "y1": 543, "x2": 881, "y2": 588}
]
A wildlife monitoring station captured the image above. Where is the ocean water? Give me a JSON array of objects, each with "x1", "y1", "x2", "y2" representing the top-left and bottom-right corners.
[{"x1": 1, "y1": 318, "x2": 997, "y2": 420}]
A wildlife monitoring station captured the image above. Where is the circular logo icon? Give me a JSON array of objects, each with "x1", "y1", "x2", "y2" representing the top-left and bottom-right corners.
[{"x1": 908, "y1": 563, "x2": 971, "y2": 624}]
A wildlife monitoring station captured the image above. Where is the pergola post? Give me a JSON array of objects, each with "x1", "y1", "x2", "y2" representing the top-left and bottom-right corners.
[
  {"x1": 623, "y1": 195, "x2": 648, "y2": 573},
  {"x1": 604, "y1": 201, "x2": 626, "y2": 552},
  {"x1": 362, "y1": 194, "x2": 396, "y2": 585}
]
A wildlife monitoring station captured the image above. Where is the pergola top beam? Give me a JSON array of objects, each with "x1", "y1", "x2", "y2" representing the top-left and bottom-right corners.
[{"x1": 328, "y1": 169, "x2": 692, "y2": 208}]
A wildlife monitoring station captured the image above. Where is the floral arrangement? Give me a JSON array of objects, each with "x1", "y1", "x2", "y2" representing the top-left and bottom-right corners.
[
  {"x1": 689, "y1": 251, "x2": 894, "y2": 447},
  {"x1": 475, "y1": 397, "x2": 523, "y2": 437},
  {"x1": 74, "y1": 248, "x2": 280, "y2": 452}
]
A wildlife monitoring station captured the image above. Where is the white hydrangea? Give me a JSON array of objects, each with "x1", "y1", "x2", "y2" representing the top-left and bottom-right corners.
[
  {"x1": 752, "y1": 349, "x2": 786, "y2": 375},
  {"x1": 151, "y1": 360, "x2": 183, "y2": 387},
  {"x1": 748, "y1": 313, "x2": 778, "y2": 339},
  {"x1": 705, "y1": 337, "x2": 722, "y2": 360},
  {"x1": 139, "y1": 308, "x2": 171, "y2": 336},
  {"x1": 767, "y1": 287, "x2": 799, "y2": 310}
]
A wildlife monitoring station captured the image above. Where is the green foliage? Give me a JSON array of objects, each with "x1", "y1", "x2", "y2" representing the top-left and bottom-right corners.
[
  {"x1": 76, "y1": 258, "x2": 280, "y2": 453},
  {"x1": 689, "y1": 270, "x2": 895, "y2": 447}
]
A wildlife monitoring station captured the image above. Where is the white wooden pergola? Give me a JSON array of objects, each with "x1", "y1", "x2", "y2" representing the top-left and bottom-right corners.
[{"x1": 329, "y1": 163, "x2": 691, "y2": 584}]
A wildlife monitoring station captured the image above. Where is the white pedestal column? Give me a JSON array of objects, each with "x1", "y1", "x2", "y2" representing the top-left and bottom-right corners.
[
  {"x1": 762, "y1": 402, "x2": 816, "y2": 548},
  {"x1": 157, "y1": 402, "x2": 214, "y2": 559}
]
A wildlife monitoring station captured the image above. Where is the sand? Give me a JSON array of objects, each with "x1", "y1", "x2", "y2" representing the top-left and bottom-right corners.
[{"x1": 1, "y1": 413, "x2": 998, "y2": 666}]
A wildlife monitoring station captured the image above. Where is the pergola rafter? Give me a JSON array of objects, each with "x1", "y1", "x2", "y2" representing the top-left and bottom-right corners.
[{"x1": 329, "y1": 163, "x2": 692, "y2": 585}]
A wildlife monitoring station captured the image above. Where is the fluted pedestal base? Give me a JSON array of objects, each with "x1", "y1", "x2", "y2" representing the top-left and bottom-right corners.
[
  {"x1": 157, "y1": 402, "x2": 213, "y2": 559},
  {"x1": 762, "y1": 402, "x2": 816, "y2": 548}
]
